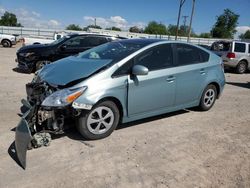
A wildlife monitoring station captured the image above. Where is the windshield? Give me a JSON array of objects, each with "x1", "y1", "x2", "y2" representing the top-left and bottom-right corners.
[
  {"x1": 77, "y1": 41, "x2": 146, "y2": 65},
  {"x1": 50, "y1": 35, "x2": 69, "y2": 45}
]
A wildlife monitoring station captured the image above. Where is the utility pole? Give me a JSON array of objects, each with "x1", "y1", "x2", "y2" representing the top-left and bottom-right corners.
[
  {"x1": 175, "y1": 0, "x2": 186, "y2": 40},
  {"x1": 187, "y1": 0, "x2": 196, "y2": 42},
  {"x1": 182, "y1": 15, "x2": 189, "y2": 35}
]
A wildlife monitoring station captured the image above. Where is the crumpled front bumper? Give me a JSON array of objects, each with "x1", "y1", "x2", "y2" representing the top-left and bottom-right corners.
[{"x1": 15, "y1": 106, "x2": 34, "y2": 169}]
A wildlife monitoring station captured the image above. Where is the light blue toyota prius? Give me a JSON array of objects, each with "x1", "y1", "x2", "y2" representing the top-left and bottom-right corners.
[{"x1": 15, "y1": 39, "x2": 225, "y2": 168}]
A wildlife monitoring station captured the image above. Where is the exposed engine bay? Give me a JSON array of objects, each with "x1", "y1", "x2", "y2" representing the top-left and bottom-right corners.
[{"x1": 15, "y1": 78, "x2": 83, "y2": 168}]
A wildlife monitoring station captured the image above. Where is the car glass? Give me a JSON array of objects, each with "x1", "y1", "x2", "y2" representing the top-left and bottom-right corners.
[
  {"x1": 50, "y1": 35, "x2": 69, "y2": 45},
  {"x1": 63, "y1": 35, "x2": 86, "y2": 48},
  {"x1": 112, "y1": 59, "x2": 134, "y2": 77},
  {"x1": 234, "y1": 43, "x2": 246, "y2": 53},
  {"x1": 211, "y1": 41, "x2": 230, "y2": 51},
  {"x1": 78, "y1": 36, "x2": 107, "y2": 48},
  {"x1": 77, "y1": 41, "x2": 146, "y2": 65},
  {"x1": 176, "y1": 43, "x2": 209, "y2": 65},
  {"x1": 135, "y1": 44, "x2": 173, "y2": 71},
  {"x1": 249, "y1": 44, "x2": 250, "y2": 53}
]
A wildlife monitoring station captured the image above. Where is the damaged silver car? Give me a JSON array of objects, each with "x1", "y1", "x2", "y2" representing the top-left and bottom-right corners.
[{"x1": 15, "y1": 39, "x2": 225, "y2": 168}]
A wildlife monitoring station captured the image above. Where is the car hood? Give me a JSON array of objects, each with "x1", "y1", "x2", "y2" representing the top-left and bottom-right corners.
[
  {"x1": 18, "y1": 44, "x2": 53, "y2": 53},
  {"x1": 39, "y1": 56, "x2": 112, "y2": 86}
]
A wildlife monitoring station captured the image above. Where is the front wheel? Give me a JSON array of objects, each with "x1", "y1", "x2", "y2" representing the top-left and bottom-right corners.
[
  {"x1": 76, "y1": 101, "x2": 120, "y2": 140},
  {"x1": 198, "y1": 85, "x2": 217, "y2": 111},
  {"x1": 2, "y1": 40, "x2": 11, "y2": 47},
  {"x1": 35, "y1": 60, "x2": 51, "y2": 71}
]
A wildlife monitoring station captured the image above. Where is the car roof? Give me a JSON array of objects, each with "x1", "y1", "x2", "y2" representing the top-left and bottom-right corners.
[
  {"x1": 66, "y1": 33, "x2": 119, "y2": 38},
  {"x1": 115, "y1": 38, "x2": 166, "y2": 45}
]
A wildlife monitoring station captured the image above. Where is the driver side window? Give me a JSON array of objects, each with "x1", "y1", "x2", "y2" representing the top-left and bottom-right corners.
[{"x1": 135, "y1": 44, "x2": 173, "y2": 71}]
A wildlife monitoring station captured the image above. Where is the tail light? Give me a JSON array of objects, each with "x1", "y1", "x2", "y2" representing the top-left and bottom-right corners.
[{"x1": 226, "y1": 52, "x2": 235, "y2": 59}]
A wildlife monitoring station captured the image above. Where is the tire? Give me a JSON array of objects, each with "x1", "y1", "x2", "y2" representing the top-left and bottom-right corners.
[
  {"x1": 236, "y1": 61, "x2": 247, "y2": 74},
  {"x1": 35, "y1": 60, "x2": 51, "y2": 71},
  {"x1": 1, "y1": 39, "x2": 11, "y2": 48},
  {"x1": 77, "y1": 101, "x2": 120, "y2": 140},
  {"x1": 198, "y1": 84, "x2": 217, "y2": 111}
]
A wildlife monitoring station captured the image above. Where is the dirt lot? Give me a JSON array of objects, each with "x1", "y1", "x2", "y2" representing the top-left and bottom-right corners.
[{"x1": 0, "y1": 44, "x2": 249, "y2": 188}]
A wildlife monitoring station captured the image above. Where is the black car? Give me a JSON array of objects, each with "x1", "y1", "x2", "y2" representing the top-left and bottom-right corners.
[{"x1": 15, "y1": 34, "x2": 121, "y2": 73}]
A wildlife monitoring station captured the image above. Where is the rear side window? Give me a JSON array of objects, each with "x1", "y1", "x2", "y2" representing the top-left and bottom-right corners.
[
  {"x1": 234, "y1": 43, "x2": 246, "y2": 53},
  {"x1": 78, "y1": 36, "x2": 107, "y2": 48},
  {"x1": 135, "y1": 44, "x2": 173, "y2": 71},
  {"x1": 176, "y1": 43, "x2": 209, "y2": 66},
  {"x1": 248, "y1": 44, "x2": 250, "y2": 53}
]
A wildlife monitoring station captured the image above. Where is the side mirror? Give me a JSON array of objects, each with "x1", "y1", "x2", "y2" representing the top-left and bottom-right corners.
[
  {"x1": 60, "y1": 44, "x2": 67, "y2": 51},
  {"x1": 132, "y1": 65, "x2": 149, "y2": 76}
]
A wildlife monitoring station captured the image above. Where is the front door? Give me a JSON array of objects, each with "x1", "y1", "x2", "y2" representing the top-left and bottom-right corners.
[{"x1": 128, "y1": 43, "x2": 176, "y2": 116}]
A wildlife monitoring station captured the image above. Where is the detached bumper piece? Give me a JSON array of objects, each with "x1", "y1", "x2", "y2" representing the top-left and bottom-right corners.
[{"x1": 15, "y1": 108, "x2": 33, "y2": 169}]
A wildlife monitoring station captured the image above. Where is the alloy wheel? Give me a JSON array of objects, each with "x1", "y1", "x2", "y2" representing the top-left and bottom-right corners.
[
  {"x1": 203, "y1": 88, "x2": 215, "y2": 108},
  {"x1": 87, "y1": 106, "x2": 115, "y2": 135}
]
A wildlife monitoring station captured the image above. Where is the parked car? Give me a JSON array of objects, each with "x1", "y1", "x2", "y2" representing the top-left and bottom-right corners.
[
  {"x1": 15, "y1": 39, "x2": 225, "y2": 168},
  {"x1": 211, "y1": 40, "x2": 250, "y2": 73},
  {"x1": 15, "y1": 33, "x2": 121, "y2": 73},
  {"x1": 0, "y1": 33, "x2": 16, "y2": 47}
]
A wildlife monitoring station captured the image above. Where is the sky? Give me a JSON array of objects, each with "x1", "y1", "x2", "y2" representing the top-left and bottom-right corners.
[{"x1": 0, "y1": 0, "x2": 250, "y2": 35}]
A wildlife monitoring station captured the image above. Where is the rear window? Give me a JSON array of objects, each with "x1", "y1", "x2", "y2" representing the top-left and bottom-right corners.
[
  {"x1": 234, "y1": 43, "x2": 246, "y2": 53},
  {"x1": 211, "y1": 41, "x2": 231, "y2": 51}
]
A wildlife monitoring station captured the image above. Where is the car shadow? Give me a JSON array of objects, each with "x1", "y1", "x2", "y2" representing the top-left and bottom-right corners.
[
  {"x1": 226, "y1": 81, "x2": 250, "y2": 89},
  {"x1": 9, "y1": 108, "x2": 191, "y2": 168},
  {"x1": 117, "y1": 109, "x2": 189, "y2": 130},
  {"x1": 12, "y1": 67, "x2": 31, "y2": 74}
]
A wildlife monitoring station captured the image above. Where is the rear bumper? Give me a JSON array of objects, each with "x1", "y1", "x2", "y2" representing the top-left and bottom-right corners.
[{"x1": 223, "y1": 59, "x2": 238, "y2": 68}]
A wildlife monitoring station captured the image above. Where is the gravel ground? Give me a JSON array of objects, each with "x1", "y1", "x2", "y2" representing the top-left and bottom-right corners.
[{"x1": 0, "y1": 44, "x2": 250, "y2": 188}]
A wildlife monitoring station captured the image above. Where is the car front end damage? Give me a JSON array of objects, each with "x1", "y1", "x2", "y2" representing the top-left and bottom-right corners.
[{"x1": 15, "y1": 79, "x2": 87, "y2": 169}]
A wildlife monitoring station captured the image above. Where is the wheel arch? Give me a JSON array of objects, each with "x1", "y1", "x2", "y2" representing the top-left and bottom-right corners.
[
  {"x1": 207, "y1": 81, "x2": 221, "y2": 99},
  {"x1": 96, "y1": 96, "x2": 124, "y2": 123},
  {"x1": 1, "y1": 38, "x2": 12, "y2": 47}
]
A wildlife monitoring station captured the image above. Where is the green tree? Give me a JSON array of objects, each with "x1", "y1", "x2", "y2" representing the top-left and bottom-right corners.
[
  {"x1": 199, "y1": 32, "x2": 211, "y2": 38},
  {"x1": 129, "y1": 26, "x2": 142, "y2": 33},
  {"x1": 106, "y1": 26, "x2": 121, "y2": 31},
  {"x1": 168, "y1": 24, "x2": 196, "y2": 37},
  {"x1": 211, "y1": 9, "x2": 239, "y2": 38},
  {"x1": 144, "y1": 21, "x2": 168, "y2": 35},
  {"x1": 239, "y1": 30, "x2": 250, "y2": 39},
  {"x1": 66, "y1": 24, "x2": 82, "y2": 31},
  {"x1": 0, "y1": 11, "x2": 22, "y2": 27}
]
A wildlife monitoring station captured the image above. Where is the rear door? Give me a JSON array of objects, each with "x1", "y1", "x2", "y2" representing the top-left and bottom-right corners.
[
  {"x1": 173, "y1": 43, "x2": 210, "y2": 106},
  {"x1": 128, "y1": 43, "x2": 176, "y2": 116}
]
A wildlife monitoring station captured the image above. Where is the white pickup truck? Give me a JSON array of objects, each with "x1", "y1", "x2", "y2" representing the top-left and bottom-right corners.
[
  {"x1": 23, "y1": 33, "x2": 66, "y2": 46},
  {"x1": 0, "y1": 33, "x2": 16, "y2": 47}
]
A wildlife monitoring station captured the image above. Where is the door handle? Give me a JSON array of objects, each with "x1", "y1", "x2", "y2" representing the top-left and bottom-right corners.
[
  {"x1": 200, "y1": 69, "x2": 206, "y2": 75},
  {"x1": 166, "y1": 76, "x2": 175, "y2": 83}
]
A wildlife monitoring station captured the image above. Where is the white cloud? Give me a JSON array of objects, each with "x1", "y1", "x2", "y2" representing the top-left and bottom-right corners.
[
  {"x1": 31, "y1": 11, "x2": 40, "y2": 17},
  {"x1": 0, "y1": 6, "x2": 61, "y2": 28},
  {"x1": 83, "y1": 15, "x2": 145, "y2": 30},
  {"x1": 236, "y1": 26, "x2": 250, "y2": 34},
  {"x1": 0, "y1": 7, "x2": 5, "y2": 15},
  {"x1": 48, "y1": 19, "x2": 60, "y2": 27}
]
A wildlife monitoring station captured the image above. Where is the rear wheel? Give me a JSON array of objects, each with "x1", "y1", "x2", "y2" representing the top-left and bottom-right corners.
[
  {"x1": 1, "y1": 39, "x2": 11, "y2": 47},
  {"x1": 77, "y1": 101, "x2": 120, "y2": 140},
  {"x1": 236, "y1": 61, "x2": 247, "y2": 74},
  {"x1": 198, "y1": 85, "x2": 217, "y2": 111}
]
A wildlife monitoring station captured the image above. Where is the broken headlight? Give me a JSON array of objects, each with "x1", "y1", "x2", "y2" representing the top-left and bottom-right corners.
[{"x1": 41, "y1": 86, "x2": 87, "y2": 107}]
